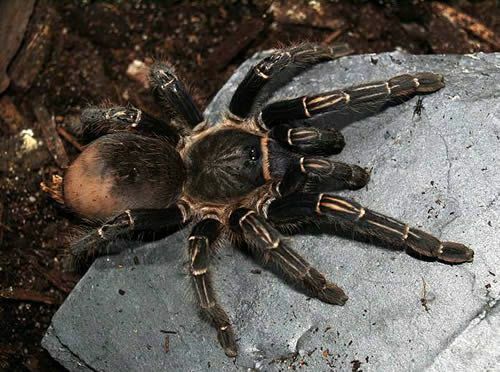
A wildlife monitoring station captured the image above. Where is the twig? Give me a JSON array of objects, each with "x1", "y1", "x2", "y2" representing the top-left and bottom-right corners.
[
  {"x1": 323, "y1": 28, "x2": 346, "y2": 45},
  {"x1": 420, "y1": 277, "x2": 430, "y2": 312},
  {"x1": 432, "y1": 2, "x2": 500, "y2": 49},
  {"x1": 0, "y1": 288, "x2": 60, "y2": 305},
  {"x1": 33, "y1": 100, "x2": 69, "y2": 168},
  {"x1": 56, "y1": 126, "x2": 84, "y2": 152}
]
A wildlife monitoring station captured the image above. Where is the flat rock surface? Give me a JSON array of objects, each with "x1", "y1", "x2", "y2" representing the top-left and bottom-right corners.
[{"x1": 43, "y1": 51, "x2": 500, "y2": 371}]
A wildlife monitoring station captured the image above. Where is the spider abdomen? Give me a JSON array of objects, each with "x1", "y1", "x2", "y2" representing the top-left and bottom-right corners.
[{"x1": 64, "y1": 133, "x2": 186, "y2": 220}]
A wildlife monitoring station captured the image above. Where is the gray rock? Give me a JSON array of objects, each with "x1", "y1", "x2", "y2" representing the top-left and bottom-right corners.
[{"x1": 43, "y1": 51, "x2": 500, "y2": 371}]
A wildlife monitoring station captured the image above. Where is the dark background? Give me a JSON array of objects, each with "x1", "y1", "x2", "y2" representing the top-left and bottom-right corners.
[{"x1": 0, "y1": 1, "x2": 498, "y2": 370}]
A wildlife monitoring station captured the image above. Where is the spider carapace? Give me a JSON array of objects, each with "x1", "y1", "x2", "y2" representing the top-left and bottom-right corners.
[{"x1": 55, "y1": 44, "x2": 474, "y2": 357}]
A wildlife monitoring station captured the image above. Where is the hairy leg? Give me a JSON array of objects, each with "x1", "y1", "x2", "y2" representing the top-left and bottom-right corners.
[
  {"x1": 188, "y1": 219, "x2": 237, "y2": 357},
  {"x1": 78, "y1": 106, "x2": 180, "y2": 142},
  {"x1": 68, "y1": 206, "x2": 187, "y2": 268},
  {"x1": 269, "y1": 125, "x2": 345, "y2": 156},
  {"x1": 260, "y1": 72, "x2": 444, "y2": 127},
  {"x1": 149, "y1": 62, "x2": 203, "y2": 130},
  {"x1": 267, "y1": 193, "x2": 474, "y2": 264},
  {"x1": 229, "y1": 43, "x2": 351, "y2": 120},
  {"x1": 229, "y1": 208, "x2": 348, "y2": 305}
]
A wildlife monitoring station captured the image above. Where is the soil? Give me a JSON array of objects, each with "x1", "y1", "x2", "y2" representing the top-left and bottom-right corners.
[{"x1": 0, "y1": 1, "x2": 498, "y2": 370}]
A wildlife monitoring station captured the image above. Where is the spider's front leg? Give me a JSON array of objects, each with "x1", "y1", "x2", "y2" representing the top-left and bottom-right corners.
[
  {"x1": 259, "y1": 72, "x2": 444, "y2": 127},
  {"x1": 229, "y1": 208, "x2": 348, "y2": 305},
  {"x1": 267, "y1": 193, "x2": 474, "y2": 264},
  {"x1": 188, "y1": 219, "x2": 237, "y2": 357},
  {"x1": 68, "y1": 205, "x2": 187, "y2": 269},
  {"x1": 149, "y1": 63, "x2": 203, "y2": 130}
]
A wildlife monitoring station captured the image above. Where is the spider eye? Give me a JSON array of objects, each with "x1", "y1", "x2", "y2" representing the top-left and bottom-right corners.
[
  {"x1": 244, "y1": 145, "x2": 260, "y2": 167},
  {"x1": 249, "y1": 147, "x2": 258, "y2": 161}
]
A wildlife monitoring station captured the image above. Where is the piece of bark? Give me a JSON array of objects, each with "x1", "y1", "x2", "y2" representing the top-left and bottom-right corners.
[
  {"x1": 427, "y1": 13, "x2": 475, "y2": 54},
  {"x1": 0, "y1": 0, "x2": 35, "y2": 93},
  {"x1": 0, "y1": 288, "x2": 60, "y2": 305},
  {"x1": 8, "y1": 2, "x2": 56, "y2": 92},
  {"x1": 431, "y1": 2, "x2": 500, "y2": 50},
  {"x1": 270, "y1": 0, "x2": 347, "y2": 31},
  {"x1": 206, "y1": 18, "x2": 265, "y2": 71},
  {"x1": 0, "y1": 96, "x2": 25, "y2": 135},
  {"x1": 126, "y1": 60, "x2": 151, "y2": 89},
  {"x1": 33, "y1": 101, "x2": 69, "y2": 168}
]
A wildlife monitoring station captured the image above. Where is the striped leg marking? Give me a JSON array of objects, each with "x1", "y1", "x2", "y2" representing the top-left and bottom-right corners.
[
  {"x1": 268, "y1": 193, "x2": 473, "y2": 264},
  {"x1": 260, "y1": 72, "x2": 444, "y2": 126},
  {"x1": 230, "y1": 208, "x2": 348, "y2": 305},
  {"x1": 300, "y1": 157, "x2": 370, "y2": 190},
  {"x1": 229, "y1": 43, "x2": 351, "y2": 120},
  {"x1": 188, "y1": 219, "x2": 237, "y2": 357},
  {"x1": 69, "y1": 206, "x2": 187, "y2": 269},
  {"x1": 270, "y1": 125, "x2": 345, "y2": 156},
  {"x1": 316, "y1": 194, "x2": 473, "y2": 263}
]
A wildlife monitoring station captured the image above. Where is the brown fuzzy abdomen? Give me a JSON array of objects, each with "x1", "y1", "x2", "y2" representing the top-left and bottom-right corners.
[{"x1": 64, "y1": 133, "x2": 186, "y2": 221}]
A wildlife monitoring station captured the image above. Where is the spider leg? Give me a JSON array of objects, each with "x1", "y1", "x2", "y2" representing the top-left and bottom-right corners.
[
  {"x1": 229, "y1": 43, "x2": 351, "y2": 120},
  {"x1": 188, "y1": 219, "x2": 237, "y2": 357},
  {"x1": 229, "y1": 208, "x2": 348, "y2": 305},
  {"x1": 298, "y1": 156, "x2": 370, "y2": 191},
  {"x1": 78, "y1": 106, "x2": 180, "y2": 142},
  {"x1": 149, "y1": 62, "x2": 203, "y2": 129},
  {"x1": 69, "y1": 205, "x2": 187, "y2": 269},
  {"x1": 267, "y1": 193, "x2": 474, "y2": 264},
  {"x1": 260, "y1": 72, "x2": 445, "y2": 127},
  {"x1": 275, "y1": 155, "x2": 369, "y2": 193},
  {"x1": 270, "y1": 125, "x2": 345, "y2": 156}
]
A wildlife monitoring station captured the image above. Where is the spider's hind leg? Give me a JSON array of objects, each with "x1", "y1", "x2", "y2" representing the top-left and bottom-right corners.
[
  {"x1": 78, "y1": 105, "x2": 181, "y2": 143},
  {"x1": 67, "y1": 206, "x2": 186, "y2": 270}
]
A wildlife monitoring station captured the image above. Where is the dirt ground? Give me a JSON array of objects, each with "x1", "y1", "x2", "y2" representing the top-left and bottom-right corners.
[{"x1": 0, "y1": 1, "x2": 498, "y2": 370}]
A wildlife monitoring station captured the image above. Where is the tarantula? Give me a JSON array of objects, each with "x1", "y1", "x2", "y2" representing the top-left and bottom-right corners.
[{"x1": 56, "y1": 44, "x2": 473, "y2": 357}]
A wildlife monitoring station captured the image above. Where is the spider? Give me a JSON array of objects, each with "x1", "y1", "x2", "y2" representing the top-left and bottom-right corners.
[
  {"x1": 413, "y1": 96, "x2": 424, "y2": 118},
  {"x1": 55, "y1": 43, "x2": 474, "y2": 357}
]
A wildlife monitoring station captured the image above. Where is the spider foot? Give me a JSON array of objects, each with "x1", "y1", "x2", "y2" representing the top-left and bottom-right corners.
[
  {"x1": 413, "y1": 72, "x2": 445, "y2": 93},
  {"x1": 316, "y1": 282, "x2": 348, "y2": 306},
  {"x1": 217, "y1": 326, "x2": 237, "y2": 357},
  {"x1": 437, "y1": 242, "x2": 474, "y2": 264},
  {"x1": 347, "y1": 164, "x2": 371, "y2": 190},
  {"x1": 300, "y1": 157, "x2": 371, "y2": 191}
]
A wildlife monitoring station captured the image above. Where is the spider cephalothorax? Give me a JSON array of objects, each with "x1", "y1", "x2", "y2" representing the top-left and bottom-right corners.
[{"x1": 55, "y1": 43, "x2": 473, "y2": 357}]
